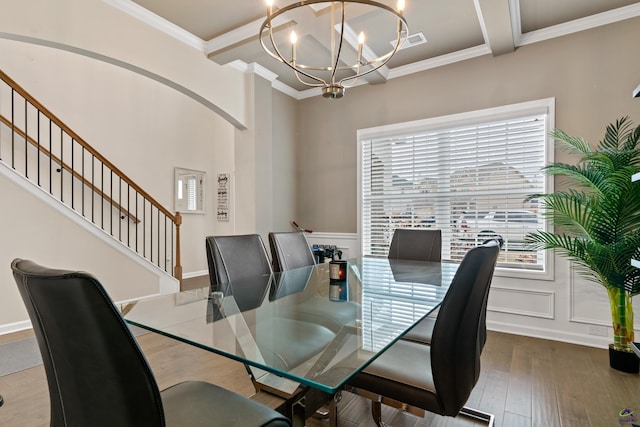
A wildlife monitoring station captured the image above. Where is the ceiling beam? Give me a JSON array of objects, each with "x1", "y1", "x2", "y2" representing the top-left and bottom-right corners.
[{"x1": 473, "y1": 0, "x2": 515, "y2": 56}]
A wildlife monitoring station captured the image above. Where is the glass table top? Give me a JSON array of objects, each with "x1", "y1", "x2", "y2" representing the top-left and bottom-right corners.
[{"x1": 124, "y1": 257, "x2": 458, "y2": 395}]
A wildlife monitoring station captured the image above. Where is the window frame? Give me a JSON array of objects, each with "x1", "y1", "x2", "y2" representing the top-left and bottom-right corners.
[{"x1": 357, "y1": 98, "x2": 556, "y2": 281}]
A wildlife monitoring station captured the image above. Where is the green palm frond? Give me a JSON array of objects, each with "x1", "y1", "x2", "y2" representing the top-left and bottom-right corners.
[
  {"x1": 550, "y1": 129, "x2": 592, "y2": 155},
  {"x1": 527, "y1": 117, "x2": 640, "y2": 297}
]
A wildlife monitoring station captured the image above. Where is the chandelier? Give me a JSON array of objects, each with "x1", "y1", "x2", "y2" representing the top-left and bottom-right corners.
[{"x1": 259, "y1": 0, "x2": 409, "y2": 99}]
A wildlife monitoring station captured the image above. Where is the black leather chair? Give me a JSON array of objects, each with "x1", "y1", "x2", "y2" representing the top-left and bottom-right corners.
[
  {"x1": 387, "y1": 228, "x2": 441, "y2": 344},
  {"x1": 403, "y1": 237, "x2": 501, "y2": 349},
  {"x1": 268, "y1": 231, "x2": 315, "y2": 272},
  {"x1": 268, "y1": 231, "x2": 359, "y2": 333},
  {"x1": 388, "y1": 228, "x2": 442, "y2": 262},
  {"x1": 347, "y1": 241, "x2": 500, "y2": 426},
  {"x1": 206, "y1": 234, "x2": 273, "y2": 290},
  {"x1": 205, "y1": 235, "x2": 335, "y2": 373},
  {"x1": 11, "y1": 258, "x2": 290, "y2": 427}
]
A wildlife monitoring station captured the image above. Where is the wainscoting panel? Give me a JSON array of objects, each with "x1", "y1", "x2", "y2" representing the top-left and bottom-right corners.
[
  {"x1": 305, "y1": 232, "x2": 360, "y2": 260},
  {"x1": 488, "y1": 286, "x2": 555, "y2": 319},
  {"x1": 569, "y1": 269, "x2": 611, "y2": 326}
]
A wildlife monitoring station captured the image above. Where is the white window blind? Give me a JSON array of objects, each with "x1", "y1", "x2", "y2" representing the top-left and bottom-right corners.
[
  {"x1": 358, "y1": 258, "x2": 456, "y2": 351},
  {"x1": 359, "y1": 100, "x2": 553, "y2": 272},
  {"x1": 185, "y1": 176, "x2": 198, "y2": 211}
]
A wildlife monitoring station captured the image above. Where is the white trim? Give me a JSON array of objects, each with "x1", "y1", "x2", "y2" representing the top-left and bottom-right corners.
[
  {"x1": 103, "y1": 0, "x2": 206, "y2": 51},
  {"x1": 104, "y1": 1, "x2": 640, "y2": 100},
  {"x1": 358, "y1": 97, "x2": 555, "y2": 139},
  {"x1": 306, "y1": 232, "x2": 358, "y2": 241},
  {"x1": 388, "y1": 45, "x2": 491, "y2": 80},
  {"x1": 205, "y1": 14, "x2": 291, "y2": 56},
  {"x1": 357, "y1": 98, "x2": 556, "y2": 280},
  {"x1": 488, "y1": 286, "x2": 555, "y2": 319},
  {"x1": 273, "y1": 80, "x2": 307, "y2": 99},
  {"x1": 247, "y1": 62, "x2": 280, "y2": 82},
  {"x1": 183, "y1": 270, "x2": 209, "y2": 279},
  {"x1": 0, "y1": 161, "x2": 179, "y2": 292},
  {"x1": 509, "y1": 0, "x2": 523, "y2": 46},
  {"x1": 517, "y1": 3, "x2": 640, "y2": 47},
  {"x1": 472, "y1": 0, "x2": 490, "y2": 47},
  {"x1": 0, "y1": 320, "x2": 32, "y2": 336},
  {"x1": 487, "y1": 320, "x2": 613, "y2": 349}
]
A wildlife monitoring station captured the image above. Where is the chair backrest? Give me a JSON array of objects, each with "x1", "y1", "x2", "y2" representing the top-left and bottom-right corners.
[
  {"x1": 205, "y1": 234, "x2": 273, "y2": 288},
  {"x1": 11, "y1": 259, "x2": 165, "y2": 427},
  {"x1": 388, "y1": 228, "x2": 442, "y2": 262},
  {"x1": 429, "y1": 240, "x2": 499, "y2": 416},
  {"x1": 268, "y1": 231, "x2": 316, "y2": 272}
]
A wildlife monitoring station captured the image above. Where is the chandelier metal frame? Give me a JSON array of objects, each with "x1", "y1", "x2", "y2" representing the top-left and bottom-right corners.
[{"x1": 259, "y1": 0, "x2": 409, "y2": 98}]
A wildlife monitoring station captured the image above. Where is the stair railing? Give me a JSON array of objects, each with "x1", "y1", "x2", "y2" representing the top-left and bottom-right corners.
[{"x1": 0, "y1": 69, "x2": 182, "y2": 282}]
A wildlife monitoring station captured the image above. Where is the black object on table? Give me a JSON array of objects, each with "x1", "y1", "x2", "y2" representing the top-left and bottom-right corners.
[{"x1": 0, "y1": 394, "x2": 4, "y2": 407}]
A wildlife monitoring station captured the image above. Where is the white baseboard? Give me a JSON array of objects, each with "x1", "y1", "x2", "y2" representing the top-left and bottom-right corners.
[
  {"x1": 487, "y1": 320, "x2": 612, "y2": 349},
  {"x1": 0, "y1": 320, "x2": 32, "y2": 336},
  {"x1": 184, "y1": 270, "x2": 208, "y2": 279}
]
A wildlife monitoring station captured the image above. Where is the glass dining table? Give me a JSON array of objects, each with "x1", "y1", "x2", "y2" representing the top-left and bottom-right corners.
[{"x1": 124, "y1": 257, "x2": 458, "y2": 426}]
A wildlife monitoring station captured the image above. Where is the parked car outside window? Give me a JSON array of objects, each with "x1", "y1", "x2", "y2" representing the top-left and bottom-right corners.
[{"x1": 455, "y1": 210, "x2": 540, "y2": 250}]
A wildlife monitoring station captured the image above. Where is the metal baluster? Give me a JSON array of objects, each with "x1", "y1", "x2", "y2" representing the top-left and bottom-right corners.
[
  {"x1": 37, "y1": 111, "x2": 40, "y2": 186},
  {"x1": 143, "y1": 199, "x2": 146, "y2": 259},
  {"x1": 59, "y1": 129, "x2": 63, "y2": 202},
  {"x1": 110, "y1": 170, "x2": 113, "y2": 235},
  {"x1": 24, "y1": 97, "x2": 27, "y2": 178},
  {"x1": 81, "y1": 147, "x2": 85, "y2": 217},
  {"x1": 91, "y1": 155, "x2": 95, "y2": 223},
  {"x1": 71, "y1": 138, "x2": 75, "y2": 210},
  {"x1": 101, "y1": 162, "x2": 104, "y2": 229},
  {"x1": 135, "y1": 191, "x2": 139, "y2": 253},
  {"x1": 150, "y1": 204, "x2": 154, "y2": 264},
  {"x1": 118, "y1": 176, "x2": 122, "y2": 240},
  {"x1": 11, "y1": 89, "x2": 14, "y2": 168},
  {"x1": 127, "y1": 184, "x2": 130, "y2": 246},
  {"x1": 48, "y1": 120, "x2": 52, "y2": 194}
]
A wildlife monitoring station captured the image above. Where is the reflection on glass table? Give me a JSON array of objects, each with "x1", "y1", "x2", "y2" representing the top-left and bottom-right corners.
[{"x1": 124, "y1": 257, "x2": 458, "y2": 396}]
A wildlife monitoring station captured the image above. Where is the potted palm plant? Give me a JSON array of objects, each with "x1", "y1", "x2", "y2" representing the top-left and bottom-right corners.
[{"x1": 526, "y1": 116, "x2": 640, "y2": 373}]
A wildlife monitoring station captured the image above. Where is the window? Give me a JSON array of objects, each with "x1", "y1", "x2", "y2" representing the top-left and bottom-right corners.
[
  {"x1": 358, "y1": 99, "x2": 555, "y2": 277},
  {"x1": 175, "y1": 168, "x2": 205, "y2": 214}
]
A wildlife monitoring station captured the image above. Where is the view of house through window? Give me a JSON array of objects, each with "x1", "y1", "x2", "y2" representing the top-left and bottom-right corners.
[{"x1": 359, "y1": 99, "x2": 554, "y2": 273}]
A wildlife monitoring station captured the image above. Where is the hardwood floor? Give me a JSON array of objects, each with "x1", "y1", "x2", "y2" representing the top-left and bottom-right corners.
[{"x1": 0, "y1": 330, "x2": 638, "y2": 426}]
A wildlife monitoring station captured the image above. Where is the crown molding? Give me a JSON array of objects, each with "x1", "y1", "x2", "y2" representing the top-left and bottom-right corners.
[
  {"x1": 104, "y1": 0, "x2": 640, "y2": 102},
  {"x1": 103, "y1": 0, "x2": 205, "y2": 51},
  {"x1": 518, "y1": 3, "x2": 640, "y2": 47},
  {"x1": 247, "y1": 62, "x2": 279, "y2": 82},
  {"x1": 229, "y1": 61, "x2": 304, "y2": 99},
  {"x1": 206, "y1": 14, "x2": 291, "y2": 56},
  {"x1": 389, "y1": 45, "x2": 492, "y2": 80}
]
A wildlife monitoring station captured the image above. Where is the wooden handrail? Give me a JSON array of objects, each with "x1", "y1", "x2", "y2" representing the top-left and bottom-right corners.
[
  {"x1": 0, "y1": 69, "x2": 182, "y2": 282},
  {"x1": 0, "y1": 114, "x2": 140, "y2": 223},
  {"x1": 0, "y1": 69, "x2": 176, "y2": 222}
]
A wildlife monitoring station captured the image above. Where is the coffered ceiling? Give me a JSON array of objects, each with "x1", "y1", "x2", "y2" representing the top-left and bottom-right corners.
[{"x1": 107, "y1": 0, "x2": 640, "y2": 99}]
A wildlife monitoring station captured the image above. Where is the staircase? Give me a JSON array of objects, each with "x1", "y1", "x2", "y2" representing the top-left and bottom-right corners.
[{"x1": 0, "y1": 69, "x2": 182, "y2": 283}]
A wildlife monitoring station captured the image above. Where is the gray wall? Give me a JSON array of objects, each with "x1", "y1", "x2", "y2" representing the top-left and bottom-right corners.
[
  {"x1": 294, "y1": 17, "x2": 640, "y2": 233},
  {"x1": 272, "y1": 89, "x2": 300, "y2": 232}
]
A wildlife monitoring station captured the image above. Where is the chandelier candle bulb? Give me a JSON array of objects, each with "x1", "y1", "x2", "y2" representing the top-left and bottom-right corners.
[
  {"x1": 259, "y1": 0, "x2": 409, "y2": 99},
  {"x1": 290, "y1": 31, "x2": 297, "y2": 62}
]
